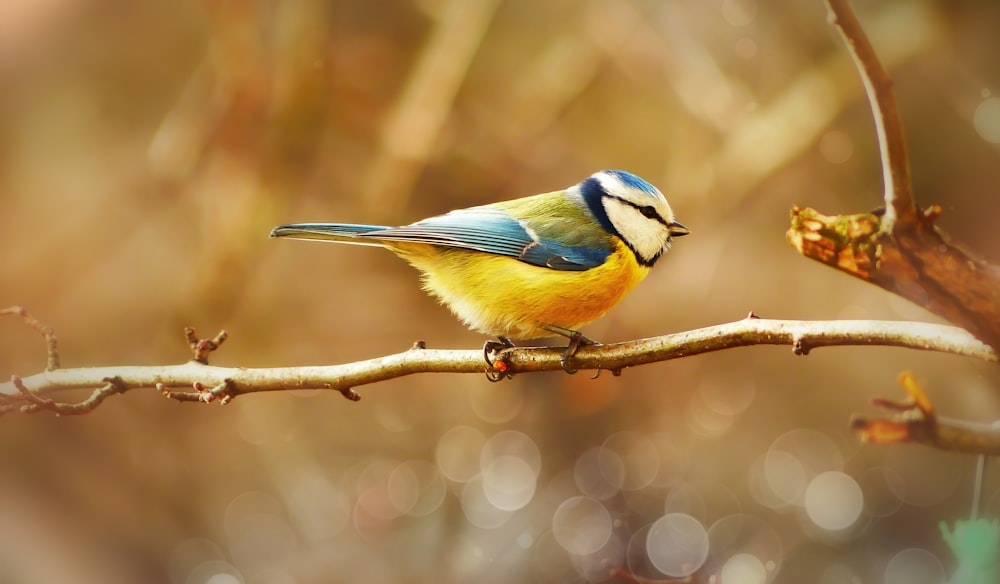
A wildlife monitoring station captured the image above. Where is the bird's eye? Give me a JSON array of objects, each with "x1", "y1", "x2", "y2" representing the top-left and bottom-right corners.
[{"x1": 639, "y1": 206, "x2": 658, "y2": 219}]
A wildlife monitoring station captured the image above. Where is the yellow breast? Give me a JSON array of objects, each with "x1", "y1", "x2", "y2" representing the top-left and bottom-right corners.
[{"x1": 390, "y1": 240, "x2": 649, "y2": 339}]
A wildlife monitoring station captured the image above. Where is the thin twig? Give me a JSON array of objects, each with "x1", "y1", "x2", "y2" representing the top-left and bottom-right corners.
[
  {"x1": 0, "y1": 319, "x2": 993, "y2": 416},
  {"x1": 10, "y1": 375, "x2": 126, "y2": 415},
  {"x1": 825, "y1": 0, "x2": 915, "y2": 229},
  {"x1": 1, "y1": 306, "x2": 59, "y2": 370}
]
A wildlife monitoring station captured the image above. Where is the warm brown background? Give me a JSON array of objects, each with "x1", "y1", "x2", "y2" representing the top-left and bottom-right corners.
[{"x1": 2, "y1": 0, "x2": 999, "y2": 582}]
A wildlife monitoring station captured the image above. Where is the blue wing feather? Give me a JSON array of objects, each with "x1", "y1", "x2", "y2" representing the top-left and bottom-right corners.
[{"x1": 357, "y1": 208, "x2": 610, "y2": 271}]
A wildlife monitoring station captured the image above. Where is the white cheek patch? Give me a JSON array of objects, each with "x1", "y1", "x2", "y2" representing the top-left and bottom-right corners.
[{"x1": 602, "y1": 199, "x2": 669, "y2": 263}]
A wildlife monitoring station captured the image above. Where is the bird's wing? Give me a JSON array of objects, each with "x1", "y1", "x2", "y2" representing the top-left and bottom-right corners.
[{"x1": 357, "y1": 207, "x2": 612, "y2": 271}]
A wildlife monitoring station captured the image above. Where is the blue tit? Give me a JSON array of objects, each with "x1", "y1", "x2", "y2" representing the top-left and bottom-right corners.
[{"x1": 270, "y1": 169, "x2": 688, "y2": 363}]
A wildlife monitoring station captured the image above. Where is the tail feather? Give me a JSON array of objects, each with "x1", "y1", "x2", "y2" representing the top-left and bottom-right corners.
[{"x1": 269, "y1": 223, "x2": 390, "y2": 246}]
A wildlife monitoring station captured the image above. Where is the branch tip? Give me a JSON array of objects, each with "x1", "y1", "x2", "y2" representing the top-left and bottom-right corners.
[{"x1": 185, "y1": 327, "x2": 228, "y2": 364}]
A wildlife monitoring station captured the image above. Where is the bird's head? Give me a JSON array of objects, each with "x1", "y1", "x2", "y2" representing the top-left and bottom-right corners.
[{"x1": 579, "y1": 169, "x2": 689, "y2": 266}]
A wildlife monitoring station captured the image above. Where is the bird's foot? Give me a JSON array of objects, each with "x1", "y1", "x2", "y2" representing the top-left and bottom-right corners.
[
  {"x1": 544, "y1": 325, "x2": 600, "y2": 374},
  {"x1": 483, "y1": 336, "x2": 515, "y2": 382}
]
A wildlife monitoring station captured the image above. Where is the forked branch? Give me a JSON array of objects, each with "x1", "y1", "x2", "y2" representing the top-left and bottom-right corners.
[
  {"x1": 788, "y1": 0, "x2": 1000, "y2": 351},
  {"x1": 852, "y1": 371, "x2": 1000, "y2": 454}
]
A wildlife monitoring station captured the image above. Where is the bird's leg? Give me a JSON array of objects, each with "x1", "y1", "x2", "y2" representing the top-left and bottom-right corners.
[
  {"x1": 543, "y1": 325, "x2": 600, "y2": 374},
  {"x1": 483, "y1": 336, "x2": 515, "y2": 382}
]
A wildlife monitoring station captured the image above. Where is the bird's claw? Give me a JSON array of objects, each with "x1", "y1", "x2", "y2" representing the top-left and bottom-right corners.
[
  {"x1": 560, "y1": 355, "x2": 579, "y2": 375},
  {"x1": 558, "y1": 329, "x2": 599, "y2": 375},
  {"x1": 484, "y1": 336, "x2": 515, "y2": 382}
]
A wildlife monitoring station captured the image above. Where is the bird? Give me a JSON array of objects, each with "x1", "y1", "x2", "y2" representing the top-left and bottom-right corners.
[{"x1": 270, "y1": 169, "x2": 689, "y2": 372}]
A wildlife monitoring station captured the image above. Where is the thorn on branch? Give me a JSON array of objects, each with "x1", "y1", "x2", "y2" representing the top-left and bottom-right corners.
[
  {"x1": 590, "y1": 365, "x2": 624, "y2": 380},
  {"x1": 2, "y1": 306, "x2": 60, "y2": 370},
  {"x1": 792, "y1": 336, "x2": 811, "y2": 355},
  {"x1": 185, "y1": 327, "x2": 228, "y2": 364},
  {"x1": 339, "y1": 387, "x2": 361, "y2": 401},
  {"x1": 410, "y1": 340, "x2": 427, "y2": 350}
]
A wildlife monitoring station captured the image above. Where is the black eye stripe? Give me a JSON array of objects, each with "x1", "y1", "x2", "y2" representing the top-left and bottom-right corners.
[{"x1": 604, "y1": 195, "x2": 667, "y2": 226}]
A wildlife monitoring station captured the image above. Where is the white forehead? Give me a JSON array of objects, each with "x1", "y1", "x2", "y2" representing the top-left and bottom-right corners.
[{"x1": 593, "y1": 170, "x2": 666, "y2": 204}]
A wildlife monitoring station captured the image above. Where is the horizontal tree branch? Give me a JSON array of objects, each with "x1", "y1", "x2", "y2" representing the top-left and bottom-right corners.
[{"x1": 1, "y1": 318, "x2": 994, "y2": 415}]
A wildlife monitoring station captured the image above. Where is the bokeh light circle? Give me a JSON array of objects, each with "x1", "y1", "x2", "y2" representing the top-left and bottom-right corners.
[
  {"x1": 388, "y1": 460, "x2": 446, "y2": 517},
  {"x1": 762, "y1": 450, "x2": 807, "y2": 506},
  {"x1": 763, "y1": 429, "x2": 844, "y2": 507},
  {"x1": 460, "y1": 476, "x2": 513, "y2": 529},
  {"x1": 575, "y1": 447, "x2": 624, "y2": 500},
  {"x1": 482, "y1": 454, "x2": 537, "y2": 511},
  {"x1": 169, "y1": 538, "x2": 227, "y2": 584},
  {"x1": 481, "y1": 430, "x2": 542, "y2": 476},
  {"x1": 570, "y1": 533, "x2": 625, "y2": 582},
  {"x1": 204, "y1": 573, "x2": 241, "y2": 584},
  {"x1": 884, "y1": 548, "x2": 944, "y2": 584},
  {"x1": 720, "y1": 552, "x2": 767, "y2": 584},
  {"x1": 646, "y1": 513, "x2": 709, "y2": 577},
  {"x1": 185, "y1": 561, "x2": 244, "y2": 584},
  {"x1": 435, "y1": 426, "x2": 486, "y2": 483},
  {"x1": 973, "y1": 97, "x2": 1000, "y2": 143},
  {"x1": 706, "y1": 514, "x2": 782, "y2": 582},
  {"x1": 804, "y1": 471, "x2": 863, "y2": 531},
  {"x1": 552, "y1": 496, "x2": 613, "y2": 555}
]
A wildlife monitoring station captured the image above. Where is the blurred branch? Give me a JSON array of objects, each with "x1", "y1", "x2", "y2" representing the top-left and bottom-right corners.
[
  {"x1": 788, "y1": 0, "x2": 1000, "y2": 352},
  {"x1": 362, "y1": 0, "x2": 500, "y2": 215},
  {"x1": 707, "y1": 1, "x2": 937, "y2": 207},
  {"x1": 852, "y1": 371, "x2": 1000, "y2": 455},
  {"x1": 1, "y1": 314, "x2": 994, "y2": 415}
]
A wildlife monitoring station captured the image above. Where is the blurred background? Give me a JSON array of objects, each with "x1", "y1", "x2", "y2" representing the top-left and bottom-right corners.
[{"x1": 1, "y1": 0, "x2": 999, "y2": 582}]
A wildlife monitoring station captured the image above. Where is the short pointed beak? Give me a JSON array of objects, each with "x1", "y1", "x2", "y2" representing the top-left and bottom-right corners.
[{"x1": 668, "y1": 221, "x2": 690, "y2": 237}]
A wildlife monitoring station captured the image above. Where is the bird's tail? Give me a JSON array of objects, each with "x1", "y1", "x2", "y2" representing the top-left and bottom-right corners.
[{"x1": 269, "y1": 223, "x2": 390, "y2": 246}]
